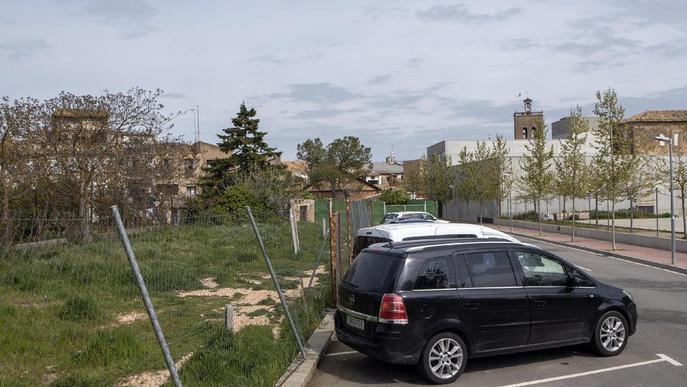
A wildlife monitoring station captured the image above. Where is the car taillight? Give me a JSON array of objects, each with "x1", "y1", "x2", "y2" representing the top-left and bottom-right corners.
[{"x1": 379, "y1": 293, "x2": 408, "y2": 324}]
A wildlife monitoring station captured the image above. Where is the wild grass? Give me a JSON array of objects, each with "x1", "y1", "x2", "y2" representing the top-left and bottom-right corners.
[{"x1": 0, "y1": 220, "x2": 329, "y2": 386}]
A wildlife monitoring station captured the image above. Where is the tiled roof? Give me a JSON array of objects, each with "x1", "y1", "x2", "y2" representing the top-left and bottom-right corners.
[
  {"x1": 369, "y1": 162, "x2": 404, "y2": 175},
  {"x1": 624, "y1": 110, "x2": 687, "y2": 122}
]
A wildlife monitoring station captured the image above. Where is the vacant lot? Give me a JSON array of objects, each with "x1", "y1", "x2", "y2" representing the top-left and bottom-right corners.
[{"x1": 0, "y1": 220, "x2": 329, "y2": 386}]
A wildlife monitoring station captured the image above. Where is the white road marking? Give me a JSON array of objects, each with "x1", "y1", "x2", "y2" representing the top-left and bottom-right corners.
[
  {"x1": 575, "y1": 264, "x2": 593, "y2": 272},
  {"x1": 496, "y1": 354, "x2": 682, "y2": 387},
  {"x1": 324, "y1": 350, "x2": 359, "y2": 357},
  {"x1": 658, "y1": 353, "x2": 684, "y2": 366}
]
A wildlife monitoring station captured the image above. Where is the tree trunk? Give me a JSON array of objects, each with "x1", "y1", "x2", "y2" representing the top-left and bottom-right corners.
[
  {"x1": 494, "y1": 200, "x2": 500, "y2": 229},
  {"x1": 479, "y1": 200, "x2": 483, "y2": 225},
  {"x1": 2, "y1": 169, "x2": 10, "y2": 246},
  {"x1": 682, "y1": 186, "x2": 686, "y2": 239},
  {"x1": 571, "y1": 192, "x2": 576, "y2": 242},
  {"x1": 537, "y1": 197, "x2": 543, "y2": 236},
  {"x1": 630, "y1": 198, "x2": 634, "y2": 233},
  {"x1": 79, "y1": 181, "x2": 92, "y2": 244},
  {"x1": 594, "y1": 194, "x2": 599, "y2": 228},
  {"x1": 611, "y1": 199, "x2": 616, "y2": 250}
]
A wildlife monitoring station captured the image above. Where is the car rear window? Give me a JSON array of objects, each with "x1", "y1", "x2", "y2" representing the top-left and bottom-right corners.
[
  {"x1": 352, "y1": 236, "x2": 390, "y2": 257},
  {"x1": 344, "y1": 252, "x2": 402, "y2": 292}
]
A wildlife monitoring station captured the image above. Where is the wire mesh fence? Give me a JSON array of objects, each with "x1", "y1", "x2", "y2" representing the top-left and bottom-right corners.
[{"x1": 0, "y1": 210, "x2": 331, "y2": 386}]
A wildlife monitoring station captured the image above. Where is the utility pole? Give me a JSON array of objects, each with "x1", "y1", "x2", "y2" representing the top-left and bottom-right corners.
[{"x1": 656, "y1": 134, "x2": 676, "y2": 265}]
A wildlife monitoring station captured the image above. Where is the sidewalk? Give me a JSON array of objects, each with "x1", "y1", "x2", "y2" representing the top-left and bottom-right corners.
[{"x1": 504, "y1": 225, "x2": 687, "y2": 274}]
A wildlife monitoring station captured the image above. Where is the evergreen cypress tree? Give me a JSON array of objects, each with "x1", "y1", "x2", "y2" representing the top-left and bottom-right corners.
[{"x1": 203, "y1": 103, "x2": 282, "y2": 196}]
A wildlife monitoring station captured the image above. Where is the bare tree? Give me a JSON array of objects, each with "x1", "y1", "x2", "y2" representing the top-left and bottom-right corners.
[{"x1": 44, "y1": 89, "x2": 172, "y2": 242}]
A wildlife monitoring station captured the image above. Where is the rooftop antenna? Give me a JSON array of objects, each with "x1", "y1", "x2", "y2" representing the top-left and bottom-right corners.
[{"x1": 194, "y1": 105, "x2": 200, "y2": 143}]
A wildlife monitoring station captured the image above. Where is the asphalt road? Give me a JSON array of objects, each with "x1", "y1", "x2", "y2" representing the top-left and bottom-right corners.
[{"x1": 308, "y1": 237, "x2": 687, "y2": 387}]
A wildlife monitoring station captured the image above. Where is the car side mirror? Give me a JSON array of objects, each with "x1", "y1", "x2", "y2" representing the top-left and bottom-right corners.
[{"x1": 566, "y1": 276, "x2": 576, "y2": 288}]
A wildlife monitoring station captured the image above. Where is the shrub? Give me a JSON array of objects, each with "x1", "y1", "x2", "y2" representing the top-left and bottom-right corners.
[
  {"x1": 58, "y1": 295, "x2": 100, "y2": 321},
  {"x1": 379, "y1": 189, "x2": 410, "y2": 205}
]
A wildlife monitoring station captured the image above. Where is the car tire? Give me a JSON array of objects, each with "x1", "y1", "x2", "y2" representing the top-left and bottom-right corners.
[
  {"x1": 418, "y1": 332, "x2": 467, "y2": 384},
  {"x1": 592, "y1": 311, "x2": 629, "y2": 357}
]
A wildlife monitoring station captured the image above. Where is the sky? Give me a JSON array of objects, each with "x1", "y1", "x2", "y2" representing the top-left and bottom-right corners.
[{"x1": 2, "y1": 0, "x2": 686, "y2": 161}]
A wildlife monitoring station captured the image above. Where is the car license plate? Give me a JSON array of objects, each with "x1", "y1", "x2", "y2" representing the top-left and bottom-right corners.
[{"x1": 346, "y1": 315, "x2": 365, "y2": 330}]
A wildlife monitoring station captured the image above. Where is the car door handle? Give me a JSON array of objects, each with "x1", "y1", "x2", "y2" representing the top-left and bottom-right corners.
[
  {"x1": 532, "y1": 300, "x2": 547, "y2": 307},
  {"x1": 465, "y1": 302, "x2": 481, "y2": 310}
]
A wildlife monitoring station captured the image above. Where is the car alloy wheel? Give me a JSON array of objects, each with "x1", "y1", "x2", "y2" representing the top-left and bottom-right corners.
[
  {"x1": 420, "y1": 332, "x2": 467, "y2": 384},
  {"x1": 428, "y1": 338, "x2": 463, "y2": 379},
  {"x1": 592, "y1": 311, "x2": 629, "y2": 356},
  {"x1": 600, "y1": 315, "x2": 626, "y2": 352}
]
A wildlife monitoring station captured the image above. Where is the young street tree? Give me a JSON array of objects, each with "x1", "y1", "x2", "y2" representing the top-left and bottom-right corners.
[
  {"x1": 490, "y1": 136, "x2": 511, "y2": 228},
  {"x1": 592, "y1": 88, "x2": 630, "y2": 250},
  {"x1": 297, "y1": 136, "x2": 371, "y2": 199},
  {"x1": 204, "y1": 103, "x2": 282, "y2": 198},
  {"x1": 623, "y1": 157, "x2": 659, "y2": 233},
  {"x1": 425, "y1": 153, "x2": 455, "y2": 217},
  {"x1": 519, "y1": 116, "x2": 554, "y2": 236},
  {"x1": 554, "y1": 106, "x2": 589, "y2": 241}
]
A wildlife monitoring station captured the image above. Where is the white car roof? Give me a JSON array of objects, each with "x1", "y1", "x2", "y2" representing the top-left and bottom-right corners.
[
  {"x1": 356, "y1": 222, "x2": 520, "y2": 242},
  {"x1": 384, "y1": 211, "x2": 433, "y2": 216}
]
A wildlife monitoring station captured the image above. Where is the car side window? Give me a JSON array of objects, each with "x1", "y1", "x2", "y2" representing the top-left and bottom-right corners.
[
  {"x1": 464, "y1": 251, "x2": 517, "y2": 287},
  {"x1": 414, "y1": 258, "x2": 453, "y2": 290},
  {"x1": 571, "y1": 267, "x2": 595, "y2": 287},
  {"x1": 514, "y1": 251, "x2": 568, "y2": 287}
]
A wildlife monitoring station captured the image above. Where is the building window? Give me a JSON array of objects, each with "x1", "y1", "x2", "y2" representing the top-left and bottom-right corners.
[
  {"x1": 531, "y1": 127, "x2": 537, "y2": 137},
  {"x1": 186, "y1": 186, "x2": 196, "y2": 196},
  {"x1": 185, "y1": 159, "x2": 195, "y2": 171},
  {"x1": 522, "y1": 127, "x2": 528, "y2": 138}
]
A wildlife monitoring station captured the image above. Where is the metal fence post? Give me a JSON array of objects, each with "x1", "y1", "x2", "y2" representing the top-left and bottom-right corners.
[
  {"x1": 346, "y1": 199, "x2": 352, "y2": 264},
  {"x1": 245, "y1": 206, "x2": 307, "y2": 359},
  {"x1": 336, "y1": 212, "x2": 342, "y2": 286},
  {"x1": 329, "y1": 210, "x2": 337, "y2": 306},
  {"x1": 110, "y1": 206, "x2": 183, "y2": 387}
]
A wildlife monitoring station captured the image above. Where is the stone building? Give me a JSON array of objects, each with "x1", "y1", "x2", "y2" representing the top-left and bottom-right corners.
[
  {"x1": 513, "y1": 97, "x2": 544, "y2": 140},
  {"x1": 621, "y1": 110, "x2": 687, "y2": 155}
]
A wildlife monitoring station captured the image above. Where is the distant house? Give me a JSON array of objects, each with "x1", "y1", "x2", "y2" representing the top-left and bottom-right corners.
[
  {"x1": 365, "y1": 154, "x2": 404, "y2": 190},
  {"x1": 283, "y1": 160, "x2": 308, "y2": 180},
  {"x1": 620, "y1": 110, "x2": 687, "y2": 155}
]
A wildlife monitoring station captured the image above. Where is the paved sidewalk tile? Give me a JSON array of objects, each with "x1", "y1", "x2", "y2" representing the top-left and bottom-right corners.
[{"x1": 504, "y1": 226, "x2": 687, "y2": 271}]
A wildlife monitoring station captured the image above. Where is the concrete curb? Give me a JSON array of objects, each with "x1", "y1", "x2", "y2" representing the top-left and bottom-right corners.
[
  {"x1": 276, "y1": 310, "x2": 335, "y2": 387},
  {"x1": 511, "y1": 232, "x2": 687, "y2": 276}
]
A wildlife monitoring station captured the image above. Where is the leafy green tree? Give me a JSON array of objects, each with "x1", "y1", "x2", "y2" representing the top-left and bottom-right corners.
[
  {"x1": 204, "y1": 103, "x2": 282, "y2": 198},
  {"x1": 519, "y1": 116, "x2": 554, "y2": 236},
  {"x1": 297, "y1": 136, "x2": 371, "y2": 199},
  {"x1": 490, "y1": 136, "x2": 511, "y2": 227},
  {"x1": 554, "y1": 106, "x2": 589, "y2": 241},
  {"x1": 592, "y1": 88, "x2": 631, "y2": 249},
  {"x1": 425, "y1": 153, "x2": 455, "y2": 217},
  {"x1": 402, "y1": 159, "x2": 426, "y2": 198},
  {"x1": 623, "y1": 156, "x2": 657, "y2": 233},
  {"x1": 456, "y1": 146, "x2": 478, "y2": 211},
  {"x1": 379, "y1": 189, "x2": 410, "y2": 205}
]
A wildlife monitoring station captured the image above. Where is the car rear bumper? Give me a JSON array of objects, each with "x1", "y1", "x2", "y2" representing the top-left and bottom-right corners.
[{"x1": 334, "y1": 310, "x2": 420, "y2": 365}]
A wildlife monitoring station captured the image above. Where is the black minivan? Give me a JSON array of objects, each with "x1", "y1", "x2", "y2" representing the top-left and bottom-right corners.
[{"x1": 335, "y1": 239, "x2": 638, "y2": 384}]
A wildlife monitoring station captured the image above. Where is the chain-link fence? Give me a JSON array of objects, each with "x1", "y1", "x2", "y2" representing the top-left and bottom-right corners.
[{"x1": 0, "y1": 209, "x2": 331, "y2": 386}]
